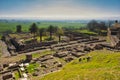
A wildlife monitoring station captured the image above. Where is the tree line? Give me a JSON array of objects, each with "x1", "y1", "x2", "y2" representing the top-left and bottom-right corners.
[
  {"x1": 16, "y1": 20, "x2": 118, "y2": 42},
  {"x1": 87, "y1": 20, "x2": 107, "y2": 32},
  {"x1": 16, "y1": 23, "x2": 64, "y2": 42}
]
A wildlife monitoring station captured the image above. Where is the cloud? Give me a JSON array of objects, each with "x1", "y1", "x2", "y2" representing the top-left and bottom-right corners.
[
  {"x1": 0, "y1": 0, "x2": 120, "y2": 19},
  {"x1": 20, "y1": 2, "x2": 119, "y2": 18}
]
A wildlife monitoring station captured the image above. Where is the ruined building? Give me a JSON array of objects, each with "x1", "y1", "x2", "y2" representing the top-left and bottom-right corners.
[
  {"x1": 108, "y1": 20, "x2": 120, "y2": 48},
  {"x1": 2, "y1": 33, "x2": 57, "y2": 54}
]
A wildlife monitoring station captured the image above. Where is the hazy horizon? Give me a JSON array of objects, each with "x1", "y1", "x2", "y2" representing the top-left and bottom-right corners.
[{"x1": 0, "y1": 0, "x2": 120, "y2": 20}]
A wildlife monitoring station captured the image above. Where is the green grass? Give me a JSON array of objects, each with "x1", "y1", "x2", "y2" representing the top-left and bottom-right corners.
[
  {"x1": 41, "y1": 49, "x2": 120, "y2": 80},
  {"x1": 0, "y1": 22, "x2": 86, "y2": 33},
  {"x1": 26, "y1": 63, "x2": 40, "y2": 73},
  {"x1": 75, "y1": 29, "x2": 98, "y2": 35},
  {"x1": 36, "y1": 36, "x2": 48, "y2": 42},
  {"x1": 14, "y1": 71, "x2": 20, "y2": 80},
  {"x1": 0, "y1": 22, "x2": 30, "y2": 32},
  {"x1": 106, "y1": 36, "x2": 111, "y2": 43},
  {"x1": 32, "y1": 50, "x2": 55, "y2": 58}
]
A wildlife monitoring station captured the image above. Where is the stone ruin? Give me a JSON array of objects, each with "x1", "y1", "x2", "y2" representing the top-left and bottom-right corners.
[
  {"x1": 2, "y1": 21, "x2": 120, "y2": 79},
  {"x1": 25, "y1": 53, "x2": 32, "y2": 62},
  {"x1": 108, "y1": 21, "x2": 120, "y2": 49},
  {"x1": 0, "y1": 34, "x2": 108, "y2": 79},
  {"x1": 53, "y1": 51, "x2": 68, "y2": 58},
  {"x1": 1, "y1": 28, "x2": 108, "y2": 57},
  {"x1": 2, "y1": 72, "x2": 13, "y2": 80},
  {"x1": 2, "y1": 33, "x2": 58, "y2": 55},
  {"x1": 39, "y1": 54, "x2": 54, "y2": 62},
  {"x1": 0, "y1": 64, "x2": 3, "y2": 72}
]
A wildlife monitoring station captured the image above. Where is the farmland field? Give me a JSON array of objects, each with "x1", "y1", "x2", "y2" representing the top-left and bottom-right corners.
[{"x1": 0, "y1": 21, "x2": 87, "y2": 33}]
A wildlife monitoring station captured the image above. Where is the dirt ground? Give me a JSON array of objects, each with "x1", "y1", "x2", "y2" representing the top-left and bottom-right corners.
[{"x1": 0, "y1": 53, "x2": 25, "y2": 64}]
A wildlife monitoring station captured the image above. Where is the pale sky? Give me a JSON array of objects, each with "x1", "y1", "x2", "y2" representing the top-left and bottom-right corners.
[{"x1": 0, "y1": 0, "x2": 120, "y2": 20}]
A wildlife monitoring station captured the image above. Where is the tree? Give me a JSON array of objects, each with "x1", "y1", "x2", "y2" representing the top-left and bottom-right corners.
[
  {"x1": 29, "y1": 23, "x2": 38, "y2": 38},
  {"x1": 16, "y1": 25, "x2": 22, "y2": 33},
  {"x1": 99, "y1": 22, "x2": 107, "y2": 30},
  {"x1": 87, "y1": 20, "x2": 108, "y2": 35},
  {"x1": 115, "y1": 20, "x2": 118, "y2": 23},
  {"x1": 56, "y1": 27, "x2": 64, "y2": 42},
  {"x1": 87, "y1": 20, "x2": 98, "y2": 31},
  {"x1": 39, "y1": 28, "x2": 45, "y2": 42},
  {"x1": 47, "y1": 25, "x2": 55, "y2": 40}
]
